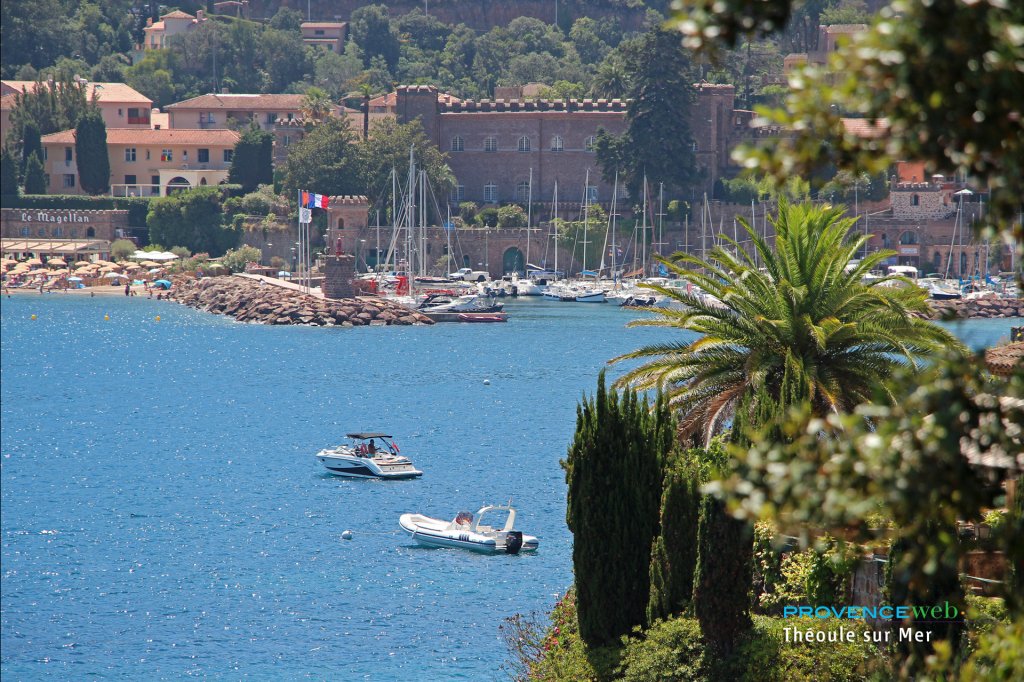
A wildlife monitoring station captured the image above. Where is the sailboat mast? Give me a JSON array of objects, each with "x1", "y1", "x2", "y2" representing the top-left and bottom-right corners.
[
  {"x1": 553, "y1": 180, "x2": 559, "y2": 280},
  {"x1": 611, "y1": 170, "x2": 619, "y2": 284},
  {"x1": 641, "y1": 175, "x2": 648, "y2": 278},
  {"x1": 582, "y1": 168, "x2": 590, "y2": 275},
  {"x1": 526, "y1": 167, "x2": 533, "y2": 275}
]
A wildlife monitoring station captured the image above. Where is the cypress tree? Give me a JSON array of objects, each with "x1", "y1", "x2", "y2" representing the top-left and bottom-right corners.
[
  {"x1": 21, "y1": 122, "x2": 42, "y2": 177},
  {"x1": 228, "y1": 126, "x2": 274, "y2": 192},
  {"x1": 75, "y1": 110, "x2": 109, "y2": 195},
  {"x1": 563, "y1": 371, "x2": 670, "y2": 647},
  {"x1": 1, "y1": 149, "x2": 18, "y2": 196},
  {"x1": 693, "y1": 495, "x2": 753, "y2": 656},
  {"x1": 647, "y1": 452, "x2": 701, "y2": 624},
  {"x1": 23, "y1": 152, "x2": 47, "y2": 194}
]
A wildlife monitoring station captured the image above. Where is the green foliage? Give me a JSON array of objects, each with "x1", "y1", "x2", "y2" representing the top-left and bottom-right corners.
[
  {"x1": 476, "y1": 206, "x2": 498, "y2": 228},
  {"x1": 563, "y1": 372, "x2": 672, "y2": 647},
  {"x1": 758, "y1": 538, "x2": 857, "y2": 614},
  {"x1": 958, "y1": 616, "x2": 1024, "y2": 681},
  {"x1": 647, "y1": 450, "x2": 700, "y2": 624},
  {"x1": 496, "y1": 204, "x2": 527, "y2": 228},
  {"x1": 74, "y1": 110, "x2": 109, "y2": 195},
  {"x1": 110, "y1": 239, "x2": 136, "y2": 261},
  {"x1": 228, "y1": 127, "x2": 274, "y2": 193},
  {"x1": 554, "y1": 205, "x2": 608, "y2": 274},
  {"x1": 20, "y1": 122, "x2": 42, "y2": 175},
  {"x1": 595, "y1": 28, "x2": 699, "y2": 200},
  {"x1": 457, "y1": 201, "x2": 477, "y2": 223},
  {"x1": 361, "y1": 118, "x2": 454, "y2": 210},
  {"x1": 6, "y1": 79, "x2": 92, "y2": 142},
  {"x1": 1, "y1": 149, "x2": 18, "y2": 196},
  {"x1": 615, "y1": 614, "x2": 878, "y2": 681},
  {"x1": 613, "y1": 201, "x2": 963, "y2": 443},
  {"x1": 22, "y1": 152, "x2": 46, "y2": 195},
  {"x1": 221, "y1": 245, "x2": 263, "y2": 273},
  {"x1": 147, "y1": 187, "x2": 239, "y2": 257},
  {"x1": 280, "y1": 117, "x2": 363, "y2": 198},
  {"x1": 693, "y1": 495, "x2": 753, "y2": 655},
  {"x1": 223, "y1": 184, "x2": 290, "y2": 221},
  {"x1": 350, "y1": 4, "x2": 400, "y2": 71}
]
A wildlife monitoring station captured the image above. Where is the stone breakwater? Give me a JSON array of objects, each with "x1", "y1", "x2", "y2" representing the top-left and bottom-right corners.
[
  {"x1": 923, "y1": 298, "x2": 1023, "y2": 320},
  {"x1": 165, "y1": 276, "x2": 433, "y2": 326}
]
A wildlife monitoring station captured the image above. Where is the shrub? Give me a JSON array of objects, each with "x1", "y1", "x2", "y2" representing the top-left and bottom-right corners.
[
  {"x1": 458, "y1": 201, "x2": 478, "y2": 223},
  {"x1": 110, "y1": 239, "x2": 137, "y2": 261},
  {"x1": 619, "y1": 617, "x2": 705, "y2": 682},
  {"x1": 958, "y1": 617, "x2": 1024, "y2": 681},
  {"x1": 476, "y1": 206, "x2": 499, "y2": 228},
  {"x1": 497, "y1": 204, "x2": 528, "y2": 228},
  {"x1": 221, "y1": 245, "x2": 263, "y2": 272}
]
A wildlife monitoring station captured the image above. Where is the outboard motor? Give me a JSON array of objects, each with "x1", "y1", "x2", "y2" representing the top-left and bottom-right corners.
[{"x1": 505, "y1": 531, "x2": 524, "y2": 555}]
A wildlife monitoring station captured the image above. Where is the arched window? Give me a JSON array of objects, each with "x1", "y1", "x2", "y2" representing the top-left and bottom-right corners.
[
  {"x1": 484, "y1": 136, "x2": 498, "y2": 152},
  {"x1": 899, "y1": 230, "x2": 918, "y2": 244},
  {"x1": 959, "y1": 252, "x2": 967, "y2": 275},
  {"x1": 337, "y1": 218, "x2": 345, "y2": 230},
  {"x1": 911, "y1": 194, "x2": 920, "y2": 206},
  {"x1": 585, "y1": 135, "x2": 597, "y2": 152},
  {"x1": 933, "y1": 251, "x2": 942, "y2": 271},
  {"x1": 450, "y1": 136, "x2": 464, "y2": 152},
  {"x1": 86, "y1": 227, "x2": 96, "y2": 238},
  {"x1": 881, "y1": 233, "x2": 890, "y2": 248},
  {"x1": 518, "y1": 136, "x2": 531, "y2": 152},
  {"x1": 516, "y1": 181, "x2": 530, "y2": 203},
  {"x1": 550, "y1": 135, "x2": 563, "y2": 152},
  {"x1": 483, "y1": 183, "x2": 498, "y2": 203}
]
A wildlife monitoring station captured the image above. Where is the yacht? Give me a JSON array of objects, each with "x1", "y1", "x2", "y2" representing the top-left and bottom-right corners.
[{"x1": 316, "y1": 433, "x2": 422, "y2": 480}]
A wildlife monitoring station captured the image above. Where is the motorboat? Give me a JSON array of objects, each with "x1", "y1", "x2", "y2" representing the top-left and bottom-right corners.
[
  {"x1": 457, "y1": 313, "x2": 507, "y2": 322},
  {"x1": 399, "y1": 504, "x2": 539, "y2": 554},
  {"x1": 418, "y1": 293, "x2": 504, "y2": 313},
  {"x1": 316, "y1": 432, "x2": 422, "y2": 480}
]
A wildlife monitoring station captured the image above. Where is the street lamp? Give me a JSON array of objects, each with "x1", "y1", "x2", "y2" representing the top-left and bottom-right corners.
[
  {"x1": 359, "y1": 239, "x2": 367, "y2": 272},
  {"x1": 290, "y1": 247, "x2": 296, "y2": 275}
]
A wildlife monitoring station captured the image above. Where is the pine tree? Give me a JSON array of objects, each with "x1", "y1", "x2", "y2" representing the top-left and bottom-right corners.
[
  {"x1": 647, "y1": 451, "x2": 701, "y2": 624},
  {"x1": 1, "y1": 149, "x2": 18, "y2": 196},
  {"x1": 563, "y1": 371, "x2": 670, "y2": 647},
  {"x1": 228, "y1": 126, "x2": 274, "y2": 193},
  {"x1": 23, "y1": 152, "x2": 47, "y2": 194},
  {"x1": 75, "y1": 110, "x2": 109, "y2": 195}
]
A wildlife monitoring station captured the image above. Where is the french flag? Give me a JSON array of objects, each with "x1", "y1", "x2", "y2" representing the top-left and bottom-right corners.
[{"x1": 301, "y1": 191, "x2": 330, "y2": 209}]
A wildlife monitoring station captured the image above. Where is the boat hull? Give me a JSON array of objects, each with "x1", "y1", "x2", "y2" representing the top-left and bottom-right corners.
[
  {"x1": 317, "y1": 452, "x2": 422, "y2": 480},
  {"x1": 399, "y1": 514, "x2": 539, "y2": 553}
]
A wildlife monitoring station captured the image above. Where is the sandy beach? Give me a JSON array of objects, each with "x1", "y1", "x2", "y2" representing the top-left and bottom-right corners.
[{"x1": 3, "y1": 283, "x2": 162, "y2": 297}]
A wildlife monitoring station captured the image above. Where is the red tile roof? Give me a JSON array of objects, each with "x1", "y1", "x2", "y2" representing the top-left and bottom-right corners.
[
  {"x1": 41, "y1": 128, "x2": 240, "y2": 146},
  {"x1": 165, "y1": 93, "x2": 308, "y2": 110},
  {"x1": 1, "y1": 80, "x2": 151, "y2": 104},
  {"x1": 986, "y1": 342, "x2": 1024, "y2": 377}
]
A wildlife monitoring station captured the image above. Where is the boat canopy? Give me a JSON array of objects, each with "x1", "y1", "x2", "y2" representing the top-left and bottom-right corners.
[{"x1": 346, "y1": 432, "x2": 392, "y2": 439}]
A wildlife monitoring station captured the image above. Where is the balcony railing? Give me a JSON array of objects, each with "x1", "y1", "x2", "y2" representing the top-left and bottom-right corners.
[{"x1": 127, "y1": 116, "x2": 150, "y2": 125}]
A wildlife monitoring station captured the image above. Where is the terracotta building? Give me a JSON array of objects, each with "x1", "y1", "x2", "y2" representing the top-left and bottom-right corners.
[
  {"x1": 142, "y1": 9, "x2": 208, "y2": 50},
  {"x1": 1, "y1": 80, "x2": 153, "y2": 142},
  {"x1": 301, "y1": 22, "x2": 348, "y2": 53},
  {"x1": 164, "y1": 93, "x2": 342, "y2": 133},
  {"x1": 40, "y1": 128, "x2": 239, "y2": 197}
]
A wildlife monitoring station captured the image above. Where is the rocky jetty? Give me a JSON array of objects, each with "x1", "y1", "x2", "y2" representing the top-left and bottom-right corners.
[
  {"x1": 165, "y1": 276, "x2": 433, "y2": 326},
  {"x1": 923, "y1": 298, "x2": 1023, "y2": 320}
]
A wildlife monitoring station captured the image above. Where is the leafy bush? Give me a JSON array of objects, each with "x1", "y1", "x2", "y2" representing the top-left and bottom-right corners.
[
  {"x1": 497, "y1": 204, "x2": 528, "y2": 228},
  {"x1": 476, "y1": 206, "x2": 499, "y2": 228},
  {"x1": 758, "y1": 537, "x2": 857, "y2": 615},
  {"x1": 221, "y1": 245, "x2": 263, "y2": 273},
  {"x1": 110, "y1": 239, "x2": 136, "y2": 261},
  {"x1": 458, "y1": 201, "x2": 478, "y2": 223},
  {"x1": 958, "y1": 616, "x2": 1024, "y2": 681},
  {"x1": 982, "y1": 510, "x2": 1005, "y2": 530},
  {"x1": 614, "y1": 615, "x2": 881, "y2": 681}
]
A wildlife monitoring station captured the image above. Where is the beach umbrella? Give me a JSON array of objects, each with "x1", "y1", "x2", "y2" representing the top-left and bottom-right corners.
[
  {"x1": 103, "y1": 272, "x2": 128, "y2": 279},
  {"x1": 26, "y1": 258, "x2": 43, "y2": 266},
  {"x1": 152, "y1": 279, "x2": 173, "y2": 289},
  {"x1": 68, "y1": 276, "x2": 83, "y2": 282},
  {"x1": 48, "y1": 258, "x2": 67, "y2": 267}
]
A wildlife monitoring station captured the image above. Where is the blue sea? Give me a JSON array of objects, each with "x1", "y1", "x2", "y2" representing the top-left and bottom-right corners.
[{"x1": 1, "y1": 294, "x2": 1018, "y2": 680}]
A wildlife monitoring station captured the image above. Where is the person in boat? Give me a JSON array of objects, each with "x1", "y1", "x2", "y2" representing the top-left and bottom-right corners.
[
  {"x1": 367, "y1": 439, "x2": 376, "y2": 454},
  {"x1": 455, "y1": 511, "x2": 473, "y2": 528}
]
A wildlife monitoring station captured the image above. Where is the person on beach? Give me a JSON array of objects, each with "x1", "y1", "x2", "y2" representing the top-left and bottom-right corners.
[{"x1": 124, "y1": 283, "x2": 130, "y2": 296}]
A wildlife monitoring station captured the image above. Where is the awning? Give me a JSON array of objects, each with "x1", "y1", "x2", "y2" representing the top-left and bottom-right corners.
[{"x1": 1, "y1": 238, "x2": 111, "y2": 256}]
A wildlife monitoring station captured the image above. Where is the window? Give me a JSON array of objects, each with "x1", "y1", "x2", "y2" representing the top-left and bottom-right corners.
[
  {"x1": 911, "y1": 194, "x2": 920, "y2": 206},
  {"x1": 118, "y1": 108, "x2": 123, "y2": 116},
  {"x1": 63, "y1": 174, "x2": 75, "y2": 188},
  {"x1": 64, "y1": 147, "x2": 73, "y2": 162},
  {"x1": 266, "y1": 112, "x2": 277, "y2": 124},
  {"x1": 516, "y1": 181, "x2": 530, "y2": 203},
  {"x1": 585, "y1": 135, "x2": 596, "y2": 152},
  {"x1": 198, "y1": 148, "x2": 209, "y2": 163},
  {"x1": 315, "y1": 29, "x2": 325, "y2": 36},
  {"x1": 125, "y1": 147, "x2": 136, "y2": 162},
  {"x1": 20, "y1": 226, "x2": 30, "y2": 236},
  {"x1": 517, "y1": 136, "x2": 531, "y2": 152},
  {"x1": 450, "y1": 135, "x2": 464, "y2": 152},
  {"x1": 182, "y1": 150, "x2": 189, "y2": 161},
  {"x1": 53, "y1": 226, "x2": 63, "y2": 237},
  {"x1": 586, "y1": 185, "x2": 599, "y2": 202},
  {"x1": 42, "y1": 148, "x2": 47, "y2": 161},
  {"x1": 151, "y1": 175, "x2": 160, "y2": 195},
  {"x1": 691, "y1": 141, "x2": 699, "y2": 152},
  {"x1": 283, "y1": 135, "x2": 291, "y2": 147},
  {"x1": 451, "y1": 185, "x2": 465, "y2": 203},
  {"x1": 223, "y1": 149, "x2": 234, "y2": 163},
  {"x1": 550, "y1": 135, "x2": 563, "y2": 152},
  {"x1": 484, "y1": 136, "x2": 498, "y2": 152},
  {"x1": 483, "y1": 183, "x2": 498, "y2": 203},
  {"x1": 161, "y1": 149, "x2": 173, "y2": 162},
  {"x1": 200, "y1": 113, "x2": 215, "y2": 125},
  {"x1": 124, "y1": 174, "x2": 137, "y2": 185},
  {"x1": 127, "y1": 107, "x2": 149, "y2": 125},
  {"x1": 146, "y1": 150, "x2": 151, "y2": 160}
]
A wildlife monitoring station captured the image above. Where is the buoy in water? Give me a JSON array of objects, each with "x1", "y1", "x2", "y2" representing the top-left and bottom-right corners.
[
  {"x1": 31, "y1": 314, "x2": 37, "y2": 320},
  {"x1": 155, "y1": 316, "x2": 161, "y2": 322},
  {"x1": 104, "y1": 314, "x2": 110, "y2": 321},
  {"x1": 341, "y1": 530, "x2": 354, "y2": 540},
  {"x1": 483, "y1": 379, "x2": 491, "y2": 385}
]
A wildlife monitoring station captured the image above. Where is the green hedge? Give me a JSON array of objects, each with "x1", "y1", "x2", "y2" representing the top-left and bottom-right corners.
[{"x1": 2, "y1": 194, "x2": 151, "y2": 227}]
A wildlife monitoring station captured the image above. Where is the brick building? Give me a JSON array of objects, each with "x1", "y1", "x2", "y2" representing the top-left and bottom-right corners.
[{"x1": 392, "y1": 83, "x2": 741, "y2": 212}]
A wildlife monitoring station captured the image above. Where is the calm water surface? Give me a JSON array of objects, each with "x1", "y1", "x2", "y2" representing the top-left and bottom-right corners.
[{"x1": 1, "y1": 294, "x2": 1017, "y2": 679}]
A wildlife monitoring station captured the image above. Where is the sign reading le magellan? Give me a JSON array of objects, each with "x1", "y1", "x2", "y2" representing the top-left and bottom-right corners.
[{"x1": 19, "y1": 211, "x2": 93, "y2": 224}]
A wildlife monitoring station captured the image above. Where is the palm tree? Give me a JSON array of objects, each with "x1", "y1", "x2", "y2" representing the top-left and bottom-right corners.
[
  {"x1": 612, "y1": 200, "x2": 965, "y2": 444},
  {"x1": 300, "y1": 87, "x2": 333, "y2": 122}
]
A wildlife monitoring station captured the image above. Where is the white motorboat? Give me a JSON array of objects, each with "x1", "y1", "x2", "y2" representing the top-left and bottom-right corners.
[
  {"x1": 316, "y1": 432, "x2": 422, "y2": 480},
  {"x1": 418, "y1": 293, "x2": 504, "y2": 313},
  {"x1": 399, "y1": 505, "x2": 539, "y2": 554}
]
